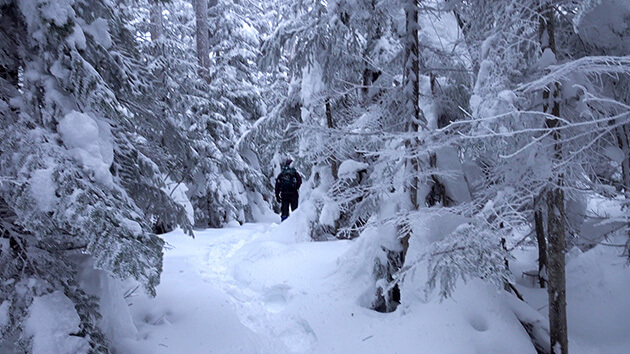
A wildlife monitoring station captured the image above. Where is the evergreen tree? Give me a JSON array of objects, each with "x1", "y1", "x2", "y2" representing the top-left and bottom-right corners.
[
  {"x1": 130, "y1": 0, "x2": 271, "y2": 228},
  {"x1": 0, "y1": 0, "x2": 191, "y2": 350}
]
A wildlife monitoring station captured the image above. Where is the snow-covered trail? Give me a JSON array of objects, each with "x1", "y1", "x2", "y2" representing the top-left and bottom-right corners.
[
  {"x1": 120, "y1": 217, "x2": 537, "y2": 354},
  {"x1": 118, "y1": 211, "x2": 630, "y2": 354},
  {"x1": 197, "y1": 223, "x2": 351, "y2": 352},
  {"x1": 120, "y1": 223, "x2": 277, "y2": 353},
  {"x1": 121, "y1": 221, "x2": 364, "y2": 353}
]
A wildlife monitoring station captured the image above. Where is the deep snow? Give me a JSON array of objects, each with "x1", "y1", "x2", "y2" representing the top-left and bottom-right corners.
[{"x1": 119, "y1": 212, "x2": 630, "y2": 354}]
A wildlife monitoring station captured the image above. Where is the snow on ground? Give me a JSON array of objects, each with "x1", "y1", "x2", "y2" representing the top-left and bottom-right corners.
[
  {"x1": 123, "y1": 211, "x2": 630, "y2": 353},
  {"x1": 511, "y1": 237, "x2": 630, "y2": 354},
  {"x1": 511, "y1": 197, "x2": 630, "y2": 354},
  {"x1": 118, "y1": 224, "x2": 272, "y2": 354}
]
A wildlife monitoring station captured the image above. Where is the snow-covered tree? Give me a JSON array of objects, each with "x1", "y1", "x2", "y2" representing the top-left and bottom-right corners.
[
  {"x1": 0, "y1": 0, "x2": 193, "y2": 350},
  {"x1": 441, "y1": 0, "x2": 629, "y2": 351},
  {"x1": 130, "y1": 0, "x2": 271, "y2": 228}
]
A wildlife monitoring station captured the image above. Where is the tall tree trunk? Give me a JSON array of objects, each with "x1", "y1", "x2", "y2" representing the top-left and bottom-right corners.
[
  {"x1": 194, "y1": 0, "x2": 211, "y2": 83},
  {"x1": 325, "y1": 98, "x2": 339, "y2": 180},
  {"x1": 149, "y1": 4, "x2": 163, "y2": 41},
  {"x1": 534, "y1": 194, "x2": 548, "y2": 288},
  {"x1": 401, "y1": 0, "x2": 426, "y2": 275},
  {"x1": 0, "y1": 4, "x2": 24, "y2": 86},
  {"x1": 546, "y1": 186, "x2": 567, "y2": 354},
  {"x1": 539, "y1": 3, "x2": 568, "y2": 353},
  {"x1": 403, "y1": 0, "x2": 424, "y2": 215},
  {"x1": 361, "y1": 0, "x2": 381, "y2": 100},
  {"x1": 401, "y1": 0, "x2": 422, "y2": 265},
  {"x1": 374, "y1": 0, "x2": 426, "y2": 313},
  {"x1": 615, "y1": 124, "x2": 630, "y2": 199}
]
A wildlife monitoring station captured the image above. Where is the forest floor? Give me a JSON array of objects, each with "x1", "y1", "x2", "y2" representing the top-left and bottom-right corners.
[{"x1": 117, "y1": 210, "x2": 630, "y2": 354}]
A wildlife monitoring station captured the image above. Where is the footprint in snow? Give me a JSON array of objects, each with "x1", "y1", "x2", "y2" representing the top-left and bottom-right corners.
[
  {"x1": 263, "y1": 284, "x2": 291, "y2": 313},
  {"x1": 277, "y1": 316, "x2": 317, "y2": 352}
]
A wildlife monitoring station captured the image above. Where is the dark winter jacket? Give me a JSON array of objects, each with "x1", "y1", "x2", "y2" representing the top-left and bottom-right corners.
[{"x1": 275, "y1": 166, "x2": 302, "y2": 199}]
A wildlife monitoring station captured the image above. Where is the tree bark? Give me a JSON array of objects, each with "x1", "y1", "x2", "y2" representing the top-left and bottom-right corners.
[
  {"x1": 325, "y1": 98, "x2": 339, "y2": 180},
  {"x1": 400, "y1": 0, "x2": 423, "y2": 268},
  {"x1": 374, "y1": 0, "x2": 426, "y2": 313},
  {"x1": 534, "y1": 195, "x2": 547, "y2": 288},
  {"x1": 193, "y1": 0, "x2": 211, "y2": 83},
  {"x1": 403, "y1": 0, "x2": 424, "y2": 214},
  {"x1": 539, "y1": 3, "x2": 568, "y2": 353},
  {"x1": 546, "y1": 186, "x2": 567, "y2": 354},
  {"x1": 615, "y1": 124, "x2": 630, "y2": 199},
  {"x1": 361, "y1": 0, "x2": 381, "y2": 100},
  {"x1": 0, "y1": 4, "x2": 24, "y2": 86}
]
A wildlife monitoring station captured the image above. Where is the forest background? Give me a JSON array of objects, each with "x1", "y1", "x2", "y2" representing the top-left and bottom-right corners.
[{"x1": 0, "y1": 0, "x2": 628, "y2": 352}]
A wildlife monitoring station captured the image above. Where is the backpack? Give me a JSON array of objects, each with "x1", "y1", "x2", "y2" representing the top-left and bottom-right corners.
[{"x1": 279, "y1": 167, "x2": 298, "y2": 192}]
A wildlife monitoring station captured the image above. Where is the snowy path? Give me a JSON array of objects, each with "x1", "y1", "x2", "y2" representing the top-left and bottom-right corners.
[
  {"x1": 120, "y1": 224, "x2": 275, "y2": 353},
  {"x1": 196, "y1": 223, "x2": 351, "y2": 352},
  {"x1": 119, "y1": 216, "x2": 630, "y2": 354},
  {"x1": 121, "y1": 220, "x2": 538, "y2": 354},
  {"x1": 122, "y1": 221, "x2": 367, "y2": 353}
]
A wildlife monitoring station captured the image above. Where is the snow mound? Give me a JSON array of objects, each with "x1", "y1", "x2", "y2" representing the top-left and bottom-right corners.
[{"x1": 24, "y1": 291, "x2": 90, "y2": 354}]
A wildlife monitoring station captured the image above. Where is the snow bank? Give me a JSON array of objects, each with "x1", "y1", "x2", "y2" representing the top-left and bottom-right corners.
[
  {"x1": 123, "y1": 226, "x2": 269, "y2": 353},
  {"x1": 66, "y1": 24, "x2": 86, "y2": 50},
  {"x1": 261, "y1": 204, "x2": 315, "y2": 244},
  {"x1": 510, "y1": 196, "x2": 630, "y2": 354},
  {"x1": 578, "y1": 0, "x2": 630, "y2": 55},
  {"x1": 207, "y1": 218, "x2": 534, "y2": 353},
  {"x1": 564, "y1": 240, "x2": 630, "y2": 353},
  {"x1": 24, "y1": 291, "x2": 90, "y2": 354},
  {"x1": 75, "y1": 256, "x2": 139, "y2": 352},
  {"x1": 126, "y1": 212, "x2": 630, "y2": 353},
  {"x1": 58, "y1": 111, "x2": 114, "y2": 187}
]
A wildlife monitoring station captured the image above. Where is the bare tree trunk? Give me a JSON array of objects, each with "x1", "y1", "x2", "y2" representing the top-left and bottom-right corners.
[
  {"x1": 546, "y1": 186, "x2": 567, "y2": 354},
  {"x1": 615, "y1": 124, "x2": 630, "y2": 199},
  {"x1": 400, "y1": 0, "x2": 424, "y2": 268},
  {"x1": 325, "y1": 98, "x2": 339, "y2": 180},
  {"x1": 534, "y1": 195, "x2": 547, "y2": 288},
  {"x1": 150, "y1": 4, "x2": 163, "y2": 41},
  {"x1": 374, "y1": 0, "x2": 426, "y2": 313},
  {"x1": 403, "y1": 0, "x2": 424, "y2": 214},
  {"x1": 539, "y1": 3, "x2": 568, "y2": 353},
  {"x1": 194, "y1": 0, "x2": 211, "y2": 82},
  {"x1": 0, "y1": 4, "x2": 24, "y2": 86},
  {"x1": 361, "y1": 0, "x2": 382, "y2": 100}
]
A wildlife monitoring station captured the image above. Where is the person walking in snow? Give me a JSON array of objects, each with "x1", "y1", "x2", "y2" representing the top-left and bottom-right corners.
[{"x1": 275, "y1": 159, "x2": 302, "y2": 221}]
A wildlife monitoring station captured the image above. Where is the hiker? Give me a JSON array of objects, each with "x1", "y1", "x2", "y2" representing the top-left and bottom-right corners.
[{"x1": 275, "y1": 159, "x2": 302, "y2": 221}]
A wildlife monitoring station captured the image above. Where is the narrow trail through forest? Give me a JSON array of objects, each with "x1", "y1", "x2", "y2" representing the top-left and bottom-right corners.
[
  {"x1": 124, "y1": 208, "x2": 630, "y2": 354},
  {"x1": 127, "y1": 221, "x2": 356, "y2": 353},
  {"x1": 126, "y1": 220, "x2": 546, "y2": 354},
  {"x1": 198, "y1": 222, "x2": 328, "y2": 352}
]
